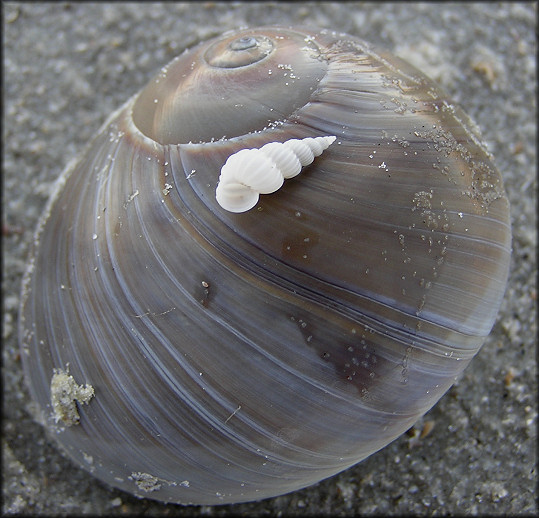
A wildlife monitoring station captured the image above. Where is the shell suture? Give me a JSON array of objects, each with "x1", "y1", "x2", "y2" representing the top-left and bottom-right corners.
[{"x1": 215, "y1": 136, "x2": 336, "y2": 212}]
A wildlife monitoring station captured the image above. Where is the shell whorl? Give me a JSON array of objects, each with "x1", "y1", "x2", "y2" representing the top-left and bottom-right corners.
[{"x1": 215, "y1": 136, "x2": 336, "y2": 213}]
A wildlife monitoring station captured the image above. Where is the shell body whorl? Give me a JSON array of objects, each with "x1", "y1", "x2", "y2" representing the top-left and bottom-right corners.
[{"x1": 19, "y1": 26, "x2": 511, "y2": 505}]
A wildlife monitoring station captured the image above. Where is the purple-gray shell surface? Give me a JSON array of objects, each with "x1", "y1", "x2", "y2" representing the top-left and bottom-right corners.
[{"x1": 19, "y1": 26, "x2": 511, "y2": 505}]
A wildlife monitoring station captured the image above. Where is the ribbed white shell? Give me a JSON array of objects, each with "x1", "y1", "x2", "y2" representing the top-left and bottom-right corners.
[{"x1": 216, "y1": 136, "x2": 336, "y2": 212}]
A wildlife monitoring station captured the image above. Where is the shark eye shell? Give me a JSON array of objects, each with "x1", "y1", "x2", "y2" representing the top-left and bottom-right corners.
[{"x1": 19, "y1": 25, "x2": 511, "y2": 506}]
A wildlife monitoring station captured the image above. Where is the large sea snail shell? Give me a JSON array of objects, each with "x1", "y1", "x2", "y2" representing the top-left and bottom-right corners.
[{"x1": 19, "y1": 26, "x2": 511, "y2": 505}]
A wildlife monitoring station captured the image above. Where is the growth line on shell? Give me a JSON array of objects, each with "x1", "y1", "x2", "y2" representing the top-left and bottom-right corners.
[{"x1": 216, "y1": 136, "x2": 336, "y2": 213}]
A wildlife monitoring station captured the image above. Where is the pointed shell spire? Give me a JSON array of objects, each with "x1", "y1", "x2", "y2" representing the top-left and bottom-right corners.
[{"x1": 216, "y1": 136, "x2": 337, "y2": 212}]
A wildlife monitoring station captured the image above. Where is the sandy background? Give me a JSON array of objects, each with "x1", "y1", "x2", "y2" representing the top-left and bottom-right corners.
[{"x1": 3, "y1": 2, "x2": 536, "y2": 516}]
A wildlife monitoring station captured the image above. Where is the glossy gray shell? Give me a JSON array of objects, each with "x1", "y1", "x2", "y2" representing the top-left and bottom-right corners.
[{"x1": 19, "y1": 26, "x2": 511, "y2": 505}]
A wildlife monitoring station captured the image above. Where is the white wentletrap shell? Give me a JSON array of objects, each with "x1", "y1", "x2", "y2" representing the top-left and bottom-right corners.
[{"x1": 216, "y1": 136, "x2": 337, "y2": 212}]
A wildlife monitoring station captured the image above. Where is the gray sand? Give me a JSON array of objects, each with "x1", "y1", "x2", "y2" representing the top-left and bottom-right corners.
[{"x1": 3, "y1": 2, "x2": 536, "y2": 515}]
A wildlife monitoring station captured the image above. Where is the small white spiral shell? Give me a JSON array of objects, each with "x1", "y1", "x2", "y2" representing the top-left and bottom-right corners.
[{"x1": 216, "y1": 136, "x2": 337, "y2": 213}]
